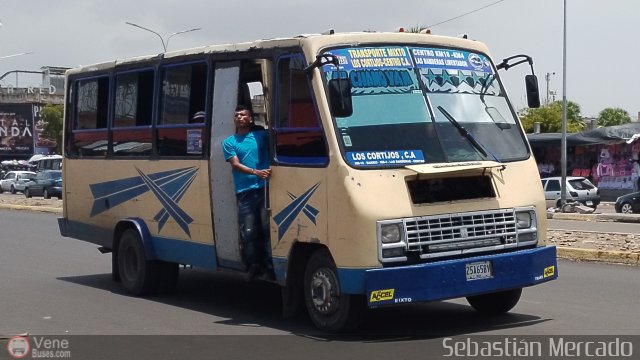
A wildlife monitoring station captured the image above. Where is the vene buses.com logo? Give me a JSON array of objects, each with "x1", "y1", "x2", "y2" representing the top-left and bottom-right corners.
[
  {"x1": 6, "y1": 336, "x2": 30, "y2": 359},
  {"x1": 370, "y1": 289, "x2": 395, "y2": 302}
]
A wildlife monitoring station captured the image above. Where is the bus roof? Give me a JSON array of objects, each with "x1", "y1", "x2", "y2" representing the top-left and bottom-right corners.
[{"x1": 66, "y1": 31, "x2": 491, "y2": 76}]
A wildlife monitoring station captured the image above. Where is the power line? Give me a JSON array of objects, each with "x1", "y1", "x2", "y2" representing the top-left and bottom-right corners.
[{"x1": 426, "y1": 0, "x2": 507, "y2": 28}]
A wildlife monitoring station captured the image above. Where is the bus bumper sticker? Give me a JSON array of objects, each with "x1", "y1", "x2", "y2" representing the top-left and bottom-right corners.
[{"x1": 370, "y1": 289, "x2": 394, "y2": 302}]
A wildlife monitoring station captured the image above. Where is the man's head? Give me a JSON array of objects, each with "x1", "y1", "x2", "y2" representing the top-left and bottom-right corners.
[{"x1": 234, "y1": 105, "x2": 254, "y2": 131}]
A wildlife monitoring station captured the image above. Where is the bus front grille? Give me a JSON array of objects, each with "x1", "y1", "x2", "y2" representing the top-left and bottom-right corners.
[{"x1": 404, "y1": 208, "x2": 517, "y2": 255}]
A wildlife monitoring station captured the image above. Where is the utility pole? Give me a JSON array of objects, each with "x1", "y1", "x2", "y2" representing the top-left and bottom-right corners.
[{"x1": 545, "y1": 72, "x2": 555, "y2": 105}]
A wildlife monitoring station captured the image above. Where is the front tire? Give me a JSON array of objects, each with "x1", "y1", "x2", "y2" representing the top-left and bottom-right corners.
[
  {"x1": 25, "y1": 188, "x2": 31, "y2": 198},
  {"x1": 620, "y1": 202, "x2": 633, "y2": 214},
  {"x1": 10, "y1": 185, "x2": 16, "y2": 194},
  {"x1": 303, "y1": 249, "x2": 364, "y2": 332},
  {"x1": 43, "y1": 188, "x2": 51, "y2": 199},
  {"x1": 466, "y1": 288, "x2": 522, "y2": 314}
]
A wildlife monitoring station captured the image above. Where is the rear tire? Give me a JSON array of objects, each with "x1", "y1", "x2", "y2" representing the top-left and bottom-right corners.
[
  {"x1": 117, "y1": 229, "x2": 161, "y2": 295},
  {"x1": 303, "y1": 249, "x2": 364, "y2": 332},
  {"x1": 43, "y1": 188, "x2": 51, "y2": 199},
  {"x1": 25, "y1": 188, "x2": 31, "y2": 198},
  {"x1": 467, "y1": 288, "x2": 522, "y2": 314}
]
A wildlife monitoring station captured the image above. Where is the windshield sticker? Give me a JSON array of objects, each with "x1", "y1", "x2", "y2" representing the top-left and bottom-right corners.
[
  {"x1": 410, "y1": 48, "x2": 493, "y2": 73},
  {"x1": 347, "y1": 150, "x2": 425, "y2": 166},
  {"x1": 326, "y1": 47, "x2": 414, "y2": 71},
  {"x1": 420, "y1": 69, "x2": 500, "y2": 95}
]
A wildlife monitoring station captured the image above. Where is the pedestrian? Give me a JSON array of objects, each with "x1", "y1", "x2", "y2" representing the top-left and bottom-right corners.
[{"x1": 222, "y1": 104, "x2": 272, "y2": 280}]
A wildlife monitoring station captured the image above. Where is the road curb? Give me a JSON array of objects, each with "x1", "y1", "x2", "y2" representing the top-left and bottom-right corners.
[
  {"x1": 557, "y1": 247, "x2": 640, "y2": 266},
  {"x1": 0, "y1": 204, "x2": 62, "y2": 214},
  {"x1": 549, "y1": 212, "x2": 640, "y2": 223}
]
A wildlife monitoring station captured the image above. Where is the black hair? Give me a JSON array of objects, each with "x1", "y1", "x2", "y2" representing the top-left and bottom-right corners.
[{"x1": 235, "y1": 104, "x2": 253, "y2": 117}]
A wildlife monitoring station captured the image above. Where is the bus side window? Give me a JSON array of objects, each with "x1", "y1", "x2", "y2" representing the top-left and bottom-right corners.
[
  {"x1": 112, "y1": 69, "x2": 154, "y2": 157},
  {"x1": 274, "y1": 54, "x2": 328, "y2": 166},
  {"x1": 70, "y1": 76, "x2": 109, "y2": 157},
  {"x1": 157, "y1": 62, "x2": 208, "y2": 157}
]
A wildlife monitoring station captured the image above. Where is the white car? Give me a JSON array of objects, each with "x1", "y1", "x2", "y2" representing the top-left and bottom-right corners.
[
  {"x1": 0, "y1": 171, "x2": 36, "y2": 194},
  {"x1": 541, "y1": 176, "x2": 601, "y2": 209}
]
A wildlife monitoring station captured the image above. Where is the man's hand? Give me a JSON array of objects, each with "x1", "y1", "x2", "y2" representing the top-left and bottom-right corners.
[{"x1": 253, "y1": 168, "x2": 271, "y2": 179}]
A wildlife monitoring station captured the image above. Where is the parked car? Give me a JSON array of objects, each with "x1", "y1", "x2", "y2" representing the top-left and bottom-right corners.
[
  {"x1": 24, "y1": 170, "x2": 62, "y2": 199},
  {"x1": 614, "y1": 191, "x2": 640, "y2": 214},
  {"x1": 541, "y1": 176, "x2": 600, "y2": 209},
  {"x1": 0, "y1": 170, "x2": 36, "y2": 194}
]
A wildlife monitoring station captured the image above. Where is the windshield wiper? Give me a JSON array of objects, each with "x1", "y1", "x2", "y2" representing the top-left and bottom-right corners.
[{"x1": 436, "y1": 106, "x2": 504, "y2": 168}]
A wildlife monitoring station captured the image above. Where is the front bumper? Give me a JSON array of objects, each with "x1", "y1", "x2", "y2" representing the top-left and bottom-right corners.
[{"x1": 364, "y1": 246, "x2": 557, "y2": 307}]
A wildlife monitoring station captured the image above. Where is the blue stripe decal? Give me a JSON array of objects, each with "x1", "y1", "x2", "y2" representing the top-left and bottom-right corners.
[
  {"x1": 151, "y1": 236, "x2": 217, "y2": 270},
  {"x1": 89, "y1": 167, "x2": 199, "y2": 238},
  {"x1": 273, "y1": 182, "x2": 321, "y2": 240}
]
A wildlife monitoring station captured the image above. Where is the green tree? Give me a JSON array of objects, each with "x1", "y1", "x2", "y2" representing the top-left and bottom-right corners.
[
  {"x1": 40, "y1": 104, "x2": 63, "y2": 154},
  {"x1": 597, "y1": 107, "x2": 630, "y2": 127},
  {"x1": 520, "y1": 100, "x2": 584, "y2": 133},
  {"x1": 402, "y1": 25, "x2": 430, "y2": 33}
]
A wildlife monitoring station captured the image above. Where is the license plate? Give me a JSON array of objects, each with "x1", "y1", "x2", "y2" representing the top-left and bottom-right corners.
[
  {"x1": 466, "y1": 261, "x2": 493, "y2": 281},
  {"x1": 586, "y1": 201, "x2": 593, "y2": 206}
]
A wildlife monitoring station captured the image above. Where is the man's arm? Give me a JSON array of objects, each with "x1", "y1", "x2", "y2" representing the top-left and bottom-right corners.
[{"x1": 228, "y1": 156, "x2": 270, "y2": 179}]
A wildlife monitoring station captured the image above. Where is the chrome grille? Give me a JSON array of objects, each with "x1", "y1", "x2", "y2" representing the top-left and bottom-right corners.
[{"x1": 404, "y1": 209, "x2": 517, "y2": 254}]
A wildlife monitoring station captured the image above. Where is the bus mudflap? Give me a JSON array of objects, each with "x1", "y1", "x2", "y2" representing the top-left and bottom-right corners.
[{"x1": 365, "y1": 246, "x2": 557, "y2": 307}]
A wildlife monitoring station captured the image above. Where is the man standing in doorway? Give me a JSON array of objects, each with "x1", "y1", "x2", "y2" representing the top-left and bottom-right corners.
[{"x1": 222, "y1": 105, "x2": 272, "y2": 279}]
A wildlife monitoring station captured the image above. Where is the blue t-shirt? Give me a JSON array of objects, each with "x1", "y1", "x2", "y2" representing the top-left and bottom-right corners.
[{"x1": 222, "y1": 130, "x2": 269, "y2": 194}]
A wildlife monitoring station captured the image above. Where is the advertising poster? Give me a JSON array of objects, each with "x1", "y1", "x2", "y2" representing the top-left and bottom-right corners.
[
  {"x1": 32, "y1": 104, "x2": 58, "y2": 155},
  {"x1": 0, "y1": 104, "x2": 34, "y2": 157}
]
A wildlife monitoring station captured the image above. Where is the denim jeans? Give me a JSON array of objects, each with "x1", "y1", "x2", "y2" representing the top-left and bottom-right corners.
[{"x1": 237, "y1": 187, "x2": 271, "y2": 268}]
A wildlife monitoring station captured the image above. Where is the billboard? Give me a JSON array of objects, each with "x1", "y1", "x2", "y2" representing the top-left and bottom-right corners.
[{"x1": 0, "y1": 104, "x2": 34, "y2": 157}]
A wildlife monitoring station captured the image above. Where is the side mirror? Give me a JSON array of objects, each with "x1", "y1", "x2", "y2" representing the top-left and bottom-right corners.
[
  {"x1": 525, "y1": 74, "x2": 541, "y2": 108},
  {"x1": 328, "y1": 78, "x2": 353, "y2": 117}
]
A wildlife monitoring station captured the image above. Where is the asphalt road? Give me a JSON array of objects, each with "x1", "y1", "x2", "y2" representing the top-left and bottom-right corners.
[{"x1": 1, "y1": 210, "x2": 639, "y2": 358}]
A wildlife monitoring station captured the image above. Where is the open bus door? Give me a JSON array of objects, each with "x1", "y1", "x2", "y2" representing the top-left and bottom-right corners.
[{"x1": 209, "y1": 59, "x2": 273, "y2": 271}]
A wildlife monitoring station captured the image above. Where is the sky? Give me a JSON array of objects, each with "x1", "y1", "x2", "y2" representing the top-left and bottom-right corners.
[{"x1": 0, "y1": 0, "x2": 637, "y2": 119}]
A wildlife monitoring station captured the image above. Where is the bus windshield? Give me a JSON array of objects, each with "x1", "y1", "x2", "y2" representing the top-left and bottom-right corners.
[{"x1": 322, "y1": 45, "x2": 529, "y2": 168}]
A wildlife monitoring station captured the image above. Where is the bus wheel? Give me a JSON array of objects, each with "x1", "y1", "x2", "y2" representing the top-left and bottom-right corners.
[
  {"x1": 117, "y1": 229, "x2": 160, "y2": 295},
  {"x1": 466, "y1": 288, "x2": 522, "y2": 314},
  {"x1": 304, "y1": 249, "x2": 364, "y2": 332}
]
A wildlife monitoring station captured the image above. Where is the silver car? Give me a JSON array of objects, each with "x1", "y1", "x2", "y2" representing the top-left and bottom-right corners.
[
  {"x1": 541, "y1": 176, "x2": 600, "y2": 209},
  {"x1": 0, "y1": 171, "x2": 36, "y2": 194}
]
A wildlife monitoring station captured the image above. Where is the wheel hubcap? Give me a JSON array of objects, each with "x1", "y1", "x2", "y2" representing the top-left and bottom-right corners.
[
  {"x1": 310, "y1": 268, "x2": 339, "y2": 315},
  {"x1": 622, "y1": 204, "x2": 632, "y2": 213}
]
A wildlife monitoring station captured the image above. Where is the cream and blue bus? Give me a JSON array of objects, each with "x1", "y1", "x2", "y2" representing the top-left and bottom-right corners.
[{"x1": 58, "y1": 31, "x2": 557, "y2": 332}]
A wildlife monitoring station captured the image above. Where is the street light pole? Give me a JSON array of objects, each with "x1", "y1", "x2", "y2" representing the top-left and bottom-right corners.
[
  {"x1": 125, "y1": 22, "x2": 201, "y2": 53},
  {"x1": 166, "y1": 28, "x2": 202, "y2": 52},
  {"x1": 560, "y1": 0, "x2": 568, "y2": 210}
]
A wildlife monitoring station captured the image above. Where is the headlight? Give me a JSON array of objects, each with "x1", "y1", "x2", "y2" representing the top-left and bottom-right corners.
[
  {"x1": 380, "y1": 223, "x2": 403, "y2": 244},
  {"x1": 516, "y1": 211, "x2": 532, "y2": 229}
]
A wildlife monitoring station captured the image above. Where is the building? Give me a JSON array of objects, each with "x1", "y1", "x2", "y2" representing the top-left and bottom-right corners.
[{"x1": 0, "y1": 66, "x2": 67, "y2": 161}]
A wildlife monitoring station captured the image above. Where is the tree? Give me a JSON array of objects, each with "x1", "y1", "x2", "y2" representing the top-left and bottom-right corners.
[
  {"x1": 40, "y1": 104, "x2": 63, "y2": 154},
  {"x1": 597, "y1": 107, "x2": 630, "y2": 127},
  {"x1": 519, "y1": 100, "x2": 584, "y2": 133}
]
